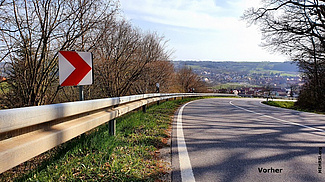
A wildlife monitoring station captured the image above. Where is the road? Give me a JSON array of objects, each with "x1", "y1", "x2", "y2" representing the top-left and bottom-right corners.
[{"x1": 172, "y1": 98, "x2": 325, "y2": 182}]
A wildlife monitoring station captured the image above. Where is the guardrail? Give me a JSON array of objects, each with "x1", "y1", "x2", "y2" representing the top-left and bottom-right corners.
[{"x1": 0, "y1": 93, "x2": 234, "y2": 173}]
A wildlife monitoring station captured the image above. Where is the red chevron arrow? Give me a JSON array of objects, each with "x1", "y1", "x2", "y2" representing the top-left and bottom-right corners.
[{"x1": 60, "y1": 51, "x2": 92, "y2": 86}]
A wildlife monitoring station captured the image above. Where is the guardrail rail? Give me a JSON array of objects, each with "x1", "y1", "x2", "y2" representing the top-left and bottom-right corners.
[{"x1": 0, "y1": 93, "x2": 233, "y2": 173}]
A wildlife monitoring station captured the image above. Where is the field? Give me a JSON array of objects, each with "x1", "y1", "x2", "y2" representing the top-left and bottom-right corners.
[{"x1": 212, "y1": 83, "x2": 259, "y2": 90}]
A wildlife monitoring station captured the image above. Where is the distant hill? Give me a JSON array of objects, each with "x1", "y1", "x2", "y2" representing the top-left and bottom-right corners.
[
  {"x1": 172, "y1": 61, "x2": 299, "y2": 73},
  {"x1": 172, "y1": 61, "x2": 301, "y2": 89}
]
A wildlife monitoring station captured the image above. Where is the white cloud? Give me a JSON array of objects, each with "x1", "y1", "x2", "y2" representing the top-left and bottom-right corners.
[
  {"x1": 120, "y1": 0, "x2": 287, "y2": 61},
  {"x1": 121, "y1": 0, "x2": 239, "y2": 30}
]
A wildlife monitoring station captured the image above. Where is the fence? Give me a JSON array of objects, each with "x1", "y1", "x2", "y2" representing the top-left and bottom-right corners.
[{"x1": 0, "y1": 93, "x2": 233, "y2": 173}]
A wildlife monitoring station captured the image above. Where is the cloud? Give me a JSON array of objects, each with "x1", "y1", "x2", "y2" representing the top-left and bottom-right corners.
[
  {"x1": 121, "y1": 0, "x2": 246, "y2": 31},
  {"x1": 120, "y1": 0, "x2": 287, "y2": 61}
]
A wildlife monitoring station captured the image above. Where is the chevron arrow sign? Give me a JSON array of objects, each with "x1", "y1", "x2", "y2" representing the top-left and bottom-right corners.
[{"x1": 59, "y1": 51, "x2": 93, "y2": 86}]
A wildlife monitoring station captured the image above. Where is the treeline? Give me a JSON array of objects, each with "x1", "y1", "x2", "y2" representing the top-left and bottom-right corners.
[
  {"x1": 0, "y1": 0, "x2": 206, "y2": 109},
  {"x1": 244, "y1": 0, "x2": 325, "y2": 112}
]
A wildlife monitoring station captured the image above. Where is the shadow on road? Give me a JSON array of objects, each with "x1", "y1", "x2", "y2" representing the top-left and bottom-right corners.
[{"x1": 172, "y1": 98, "x2": 325, "y2": 182}]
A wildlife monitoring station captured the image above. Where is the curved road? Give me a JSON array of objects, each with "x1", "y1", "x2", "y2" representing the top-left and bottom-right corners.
[{"x1": 172, "y1": 98, "x2": 325, "y2": 182}]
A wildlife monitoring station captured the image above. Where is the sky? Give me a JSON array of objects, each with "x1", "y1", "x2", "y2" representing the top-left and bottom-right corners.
[{"x1": 119, "y1": 0, "x2": 288, "y2": 62}]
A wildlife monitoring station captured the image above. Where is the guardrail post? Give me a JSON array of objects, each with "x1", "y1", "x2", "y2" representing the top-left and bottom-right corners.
[
  {"x1": 157, "y1": 100, "x2": 160, "y2": 105},
  {"x1": 142, "y1": 105, "x2": 146, "y2": 113},
  {"x1": 109, "y1": 119, "x2": 116, "y2": 136}
]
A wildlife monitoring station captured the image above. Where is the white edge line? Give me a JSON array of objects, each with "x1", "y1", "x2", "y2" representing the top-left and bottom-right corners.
[
  {"x1": 177, "y1": 101, "x2": 196, "y2": 182},
  {"x1": 229, "y1": 101, "x2": 325, "y2": 133}
]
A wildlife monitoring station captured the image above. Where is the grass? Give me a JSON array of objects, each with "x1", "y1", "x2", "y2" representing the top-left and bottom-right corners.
[
  {"x1": 262, "y1": 101, "x2": 297, "y2": 109},
  {"x1": 280, "y1": 73, "x2": 299, "y2": 77},
  {"x1": 214, "y1": 83, "x2": 259, "y2": 90},
  {"x1": 249, "y1": 69, "x2": 299, "y2": 77},
  {"x1": 0, "y1": 97, "x2": 203, "y2": 182},
  {"x1": 262, "y1": 101, "x2": 325, "y2": 115}
]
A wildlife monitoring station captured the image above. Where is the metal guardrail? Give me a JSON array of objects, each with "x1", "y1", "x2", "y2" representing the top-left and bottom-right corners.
[{"x1": 0, "y1": 93, "x2": 233, "y2": 173}]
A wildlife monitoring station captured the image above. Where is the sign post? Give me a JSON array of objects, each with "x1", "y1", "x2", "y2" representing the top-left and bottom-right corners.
[
  {"x1": 59, "y1": 51, "x2": 93, "y2": 101},
  {"x1": 79, "y1": 85, "x2": 84, "y2": 101}
]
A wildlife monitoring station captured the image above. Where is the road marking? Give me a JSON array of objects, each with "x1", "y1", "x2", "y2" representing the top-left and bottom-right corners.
[
  {"x1": 229, "y1": 101, "x2": 325, "y2": 133},
  {"x1": 177, "y1": 101, "x2": 196, "y2": 182}
]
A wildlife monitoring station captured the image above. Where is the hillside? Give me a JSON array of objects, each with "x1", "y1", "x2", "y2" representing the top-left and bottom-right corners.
[
  {"x1": 172, "y1": 61, "x2": 301, "y2": 89},
  {"x1": 173, "y1": 61, "x2": 298, "y2": 73}
]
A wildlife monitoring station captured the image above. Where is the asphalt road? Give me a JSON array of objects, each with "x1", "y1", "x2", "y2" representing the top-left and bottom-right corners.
[{"x1": 172, "y1": 98, "x2": 325, "y2": 182}]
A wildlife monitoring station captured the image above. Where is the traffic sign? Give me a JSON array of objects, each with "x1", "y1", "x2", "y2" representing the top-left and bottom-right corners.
[{"x1": 59, "y1": 51, "x2": 93, "y2": 86}]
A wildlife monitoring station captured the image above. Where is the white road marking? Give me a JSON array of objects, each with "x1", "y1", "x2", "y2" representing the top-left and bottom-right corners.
[
  {"x1": 229, "y1": 101, "x2": 325, "y2": 133},
  {"x1": 177, "y1": 101, "x2": 196, "y2": 182}
]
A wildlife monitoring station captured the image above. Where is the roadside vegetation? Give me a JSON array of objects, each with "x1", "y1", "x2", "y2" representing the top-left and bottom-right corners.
[
  {"x1": 262, "y1": 101, "x2": 296, "y2": 110},
  {"x1": 262, "y1": 101, "x2": 325, "y2": 114},
  {"x1": 0, "y1": 97, "x2": 201, "y2": 181}
]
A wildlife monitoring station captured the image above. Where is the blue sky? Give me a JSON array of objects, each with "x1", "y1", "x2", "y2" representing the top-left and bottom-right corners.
[{"x1": 119, "y1": 0, "x2": 288, "y2": 62}]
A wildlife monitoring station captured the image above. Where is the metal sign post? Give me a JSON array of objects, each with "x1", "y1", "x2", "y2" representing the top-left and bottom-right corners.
[{"x1": 79, "y1": 85, "x2": 84, "y2": 101}]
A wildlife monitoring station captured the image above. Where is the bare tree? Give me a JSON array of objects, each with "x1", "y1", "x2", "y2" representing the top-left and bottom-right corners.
[
  {"x1": 130, "y1": 60, "x2": 174, "y2": 94},
  {"x1": 92, "y1": 20, "x2": 171, "y2": 98},
  {"x1": 0, "y1": 0, "x2": 5, "y2": 6},
  {"x1": 174, "y1": 66, "x2": 207, "y2": 93},
  {"x1": 243, "y1": 0, "x2": 325, "y2": 111},
  {"x1": 0, "y1": 0, "x2": 118, "y2": 108}
]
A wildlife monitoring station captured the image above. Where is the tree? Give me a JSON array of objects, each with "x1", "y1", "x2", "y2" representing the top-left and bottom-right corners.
[
  {"x1": 174, "y1": 66, "x2": 207, "y2": 93},
  {"x1": 0, "y1": 0, "x2": 118, "y2": 108},
  {"x1": 92, "y1": 20, "x2": 171, "y2": 98},
  {"x1": 130, "y1": 60, "x2": 174, "y2": 94},
  {"x1": 243, "y1": 0, "x2": 325, "y2": 111}
]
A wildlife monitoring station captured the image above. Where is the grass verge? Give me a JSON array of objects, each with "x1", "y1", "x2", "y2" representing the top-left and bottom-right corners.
[
  {"x1": 0, "y1": 97, "x2": 203, "y2": 182},
  {"x1": 262, "y1": 101, "x2": 297, "y2": 110},
  {"x1": 262, "y1": 101, "x2": 325, "y2": 114}
]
